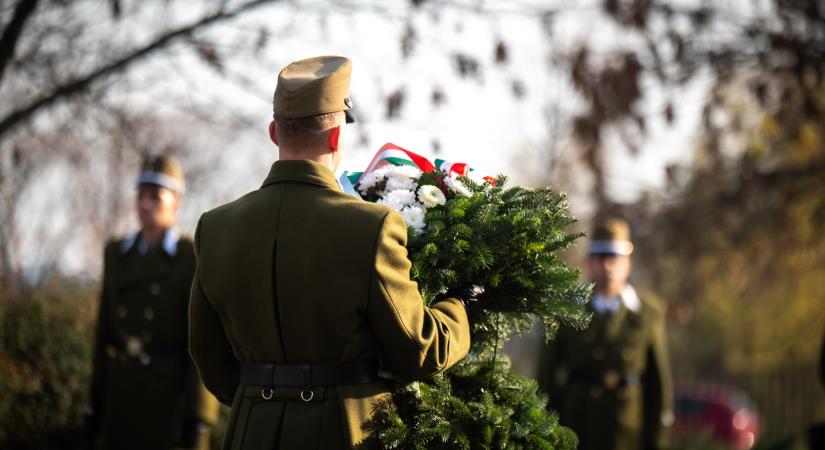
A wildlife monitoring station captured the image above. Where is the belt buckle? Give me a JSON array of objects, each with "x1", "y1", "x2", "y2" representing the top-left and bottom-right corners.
[
  {"x1": 261, "y1": 388, "x2": 275, "y2": 400},
  {"x1": 300, "y1": 390, "x2": 314, "y2": 402}
]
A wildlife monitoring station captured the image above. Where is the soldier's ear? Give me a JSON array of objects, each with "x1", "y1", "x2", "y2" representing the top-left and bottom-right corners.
[
  {"x1": 328, "y1": 126, "x2": 340, "y2": 152},
  {"x1": 268, "y1": 121, "x2": 280, "y2": 146}
]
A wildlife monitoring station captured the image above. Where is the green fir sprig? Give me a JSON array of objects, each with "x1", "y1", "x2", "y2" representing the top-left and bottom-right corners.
[{"x1": 366, "y1": 173, "x2": 591, "y2": 449}]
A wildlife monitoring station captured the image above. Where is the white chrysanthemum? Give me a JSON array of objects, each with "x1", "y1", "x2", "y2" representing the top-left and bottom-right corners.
[
  {"x1": 377, "y1": 189, "x2": 416, "y2": 211},
  {"x1": 384, "y1": 166, "x2": 420, "y2": 192},
  {"x1": 386, "y1": 165, "x2": 422, "y2": 178},
  {"x1": 444, "y1": 176, "x2": 473, "y2": 197},
  {"x1": 417, "y1": 185, "x2": 446, "y2": 208},
  {"x1": 357, "y1": 171, "x2": 382, "y2": 194},
  {"x1": 400, "y1": 205, "x2": 426, "y2": 234},
  {"x1": 387, "y1": 189, "x2": 417, "y2": 207},
  {"x1": 386, "y1": 175, "x2": 417, "y2": 192}
]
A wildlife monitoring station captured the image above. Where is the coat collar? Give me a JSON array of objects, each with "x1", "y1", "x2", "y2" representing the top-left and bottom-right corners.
[
  {"x1": 261, "y1": 159, "x2": 342, "y2": 192},
  {"x1": 589, "y1": 283, "x2": 642, "y2": 315},
  {"x1": 120, "y1": 227, "x2": 180, "y2": 256}
]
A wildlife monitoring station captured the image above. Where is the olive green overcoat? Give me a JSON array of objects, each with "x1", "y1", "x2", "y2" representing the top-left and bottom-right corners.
[
  {"x1": 90, "y1": 231, "x2": 219, "y2": 450},
  {"x1": 189, "y1": 159, "x2": 470, "y2": 450},
  {"x1": 538, "y1": 286, "x2": 674, "y2": 450}
]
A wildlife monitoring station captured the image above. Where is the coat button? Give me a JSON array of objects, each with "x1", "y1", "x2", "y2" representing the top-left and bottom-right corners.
[
  {"x1": 622, "y1": 348, "x2": 635, "y2": 361},
  {"x1": 143, "y1": 308, "x2": 155, "y2": 321},
  {"x1": 126, "y1": 336, "x2": 143, "y2": 357},
  {"x1": 592, "y1": 346, "x2": 606, "y2": 360},
  {"x1": 149, "y1": 283, "x2": 161, "y2": 296},
  {"x1": 603, "y1": 370, "x2": 620, "y2": 390},
  {"x1": 116, "y1": 306, "x2": 127, "y2": 318}
]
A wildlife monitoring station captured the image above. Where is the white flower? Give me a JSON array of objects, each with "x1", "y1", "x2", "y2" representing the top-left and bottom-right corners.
[
  {"x1": 400, "y1": 205, "x2": 426, "y2": 234},
  {"x1": 444, "y1": 176, "x2": 473, "y2": 197},
  {"x1": 377, "y1": 189, "x2": 416, "y2": 211},
  {"x1": 386, "y1": 175, "x2": 417, "y2": 192},
  {"x1": 385, "y1": 166, "x2": 420, "y2": 192},
  {"x1": 417, "y1": 185, "x2": 446, "y2": 208},
  {"x1": 386, "y1": 165, "x2": 422, "y2": 178},
  {"x1": 357, "y1": 171, "x2": 383, "y2": 194},
  {"x1": 387, "y1": 189, "x2": 417, "y2": 207}
]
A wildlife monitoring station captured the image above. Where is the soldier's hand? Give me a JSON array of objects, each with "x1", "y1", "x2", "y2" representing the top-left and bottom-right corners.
[
  {"x1": 82, "y1": 404, "x2": 98, "y2": 437},
  {"x1": 439, "y1": 285, "x2": 486, "y2": 320}
]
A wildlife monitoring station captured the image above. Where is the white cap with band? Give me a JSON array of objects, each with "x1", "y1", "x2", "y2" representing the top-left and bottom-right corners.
[
  {"x1": 137, "y1": 171, "x2": 185, "y2": 194},
  {"x1": 588, "y1": 240, "x2": 634, "y2": 256}
]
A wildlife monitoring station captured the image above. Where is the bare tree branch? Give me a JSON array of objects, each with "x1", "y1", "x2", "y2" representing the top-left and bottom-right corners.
[
  {"x1": 0, "y1": 0, "x2": 39, "y2": 86},
  {"x1": 0, "y1": 0, "x2": 277, "y2": 140}
]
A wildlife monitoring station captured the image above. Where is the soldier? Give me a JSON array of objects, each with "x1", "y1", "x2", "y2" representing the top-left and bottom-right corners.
[
  {"x1": 87, "y1": 155, "x2": 219, "y2": 450},
  {"x1": 538, "y1": 217, "x2": 674, "y2": 450},
  {"x1": 188, "y1": 55, "x2": 476, "y2": 449}
]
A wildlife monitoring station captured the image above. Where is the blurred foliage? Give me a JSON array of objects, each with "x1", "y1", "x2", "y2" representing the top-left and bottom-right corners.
[
  {"x1": 581, "y1": 2, "x2": 825, "y2": 441},
  {"x1": 0, "y1": 276, "x2": 236, "y2": 449},
  {"x1": 631, "y1": 82, "x2": 825, "y2": 375},
  {"x1": 0, "y1": 278, "x2": 97, "y2": 450},
  {"x1": 620, "y1": 75, "x2": 825, "y2": 442},
  {"x1": 568, "y1": 0, "x2": 825, "y2": 205}
]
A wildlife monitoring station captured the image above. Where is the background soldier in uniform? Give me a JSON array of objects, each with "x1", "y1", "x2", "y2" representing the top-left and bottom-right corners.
[
  {"x1": 538, "y1": 217, "x2": 674, "y2": 450},
  {"x1": 188, "y1": 55, "x2": 475, "y2": 449},
  {"x1": 87, "y1": 155, "x2": 218, "y2": 450}
]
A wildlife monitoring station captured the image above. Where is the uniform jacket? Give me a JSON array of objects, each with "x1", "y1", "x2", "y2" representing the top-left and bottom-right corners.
[
  {"x1": 538, "y1": 285, "x2": 673, "y2": 450},
  {"x1": 90, "y1": 230, "x2": 218, "y2": 450},
  {"x1": 189, "y1": 159, "x2": 471, "y2": 450}
]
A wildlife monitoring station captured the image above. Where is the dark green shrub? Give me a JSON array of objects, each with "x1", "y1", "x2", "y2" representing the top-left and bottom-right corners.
[{"x1": 0, "y1": 279, "x2": 97, "y2": 450}]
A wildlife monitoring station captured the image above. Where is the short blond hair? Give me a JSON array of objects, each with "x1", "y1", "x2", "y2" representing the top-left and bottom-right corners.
[{"x1": 273, "y1": 112, "x2": 342, "y2": 148}]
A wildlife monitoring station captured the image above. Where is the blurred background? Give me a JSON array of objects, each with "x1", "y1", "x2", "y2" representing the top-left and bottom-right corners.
[{"x1": 1, "y1": 0, "x2": 824, "y2": 449}]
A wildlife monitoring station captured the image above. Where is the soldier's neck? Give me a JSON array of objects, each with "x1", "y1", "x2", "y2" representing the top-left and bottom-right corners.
[
  {"x1": 279, "y1": 147, "x2": 336, "y2": 171},
  {"x1": 594, "y1": 283, "x2": 624, "y2": 299},
  {"x1": 141, "y1": 227, "x2": 168, "y2": 250}
]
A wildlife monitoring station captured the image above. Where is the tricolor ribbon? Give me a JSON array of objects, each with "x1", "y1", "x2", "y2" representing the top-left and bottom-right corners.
[
  {"x1": 359, "y1": 143, "x2": 436, "y2": 181},
  {"x1": 434, "y1": 159, "x2": 471, "y2": 177},
  {"x1": 344, "y1": 143, "x2": 495, "y2": 197}
]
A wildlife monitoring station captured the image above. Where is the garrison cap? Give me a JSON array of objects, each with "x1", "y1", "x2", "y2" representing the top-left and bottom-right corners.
[
  {"x1": 137, "y1": 154, "x2": 185, "y2": 194},
  {"x1": 589, "y1": 217, "x2": 634, "y2": 256},
  {"x1": 273, "y1": 55, "x2": 355, "y2": 123}
]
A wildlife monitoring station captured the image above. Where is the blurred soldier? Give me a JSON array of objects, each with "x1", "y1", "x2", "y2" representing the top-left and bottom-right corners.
[
  {"x1": 538, "y1": 217, "x2": 674, "y2": 450},
  {"x1": 87, "y1": 155, "x2": 219, "y2": 450},
  {"x1": 188, "y1": 55, "x2": 475, "y2": 449}
]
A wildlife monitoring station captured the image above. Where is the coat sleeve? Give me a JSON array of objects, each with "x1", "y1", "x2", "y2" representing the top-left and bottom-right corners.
[
  {"x1": 643, "y1": 307, "x2": 674, "y2": 450},
  {"x1": 88, "y1": 243, "x2": 116, "y2": 428},
  {"x1": 189, "y1": 215, "x2": 241, "y2": 405},
  {"x1": 366, "y1": 211, "x2": 471, "y2": 378},
  {"x1": 182, "y1": 248, "x2": 220, "y2": 424}
]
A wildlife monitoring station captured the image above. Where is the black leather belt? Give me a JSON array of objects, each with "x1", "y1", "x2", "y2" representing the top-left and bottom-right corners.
[{"x1": 240, "y1": 360, "x2": 378, "y2": 401}]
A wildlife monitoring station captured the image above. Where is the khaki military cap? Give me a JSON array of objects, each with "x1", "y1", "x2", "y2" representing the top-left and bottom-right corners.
[
  {"x1": 137, "y1": 154, "x2": 185, "y2": 194},
  {"x1": 273, "y1": 55, "x2": 355, "y2": 123},
  {"x1": 589, "y1": 217, "x2": 634, "y2": 255}
]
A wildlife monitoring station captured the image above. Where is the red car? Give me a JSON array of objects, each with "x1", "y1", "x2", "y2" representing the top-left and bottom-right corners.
[{"x1": 672, "y1": 382, "x2": 760, "y2": 449}]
